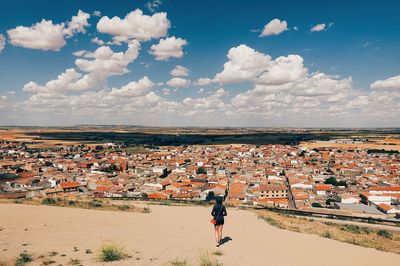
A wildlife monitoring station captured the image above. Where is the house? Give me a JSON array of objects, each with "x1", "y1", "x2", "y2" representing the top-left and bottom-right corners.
[
  {"x1": 377, "y1": 203, "x2": 400, "y2": 215},
  {"x1": 255, "y1": 184, "x2": 288, "y2": 199},
  {"x1": 334, "y1": 193, "x2": 360, "y2": 204},
  {"x1": 360, "y1": 192, "x2": 392, "y2": 206},
  {"x1": 369, "y1": 186, "x2": 400, "y2": 195},
  {"x1": 59, "y1": 182, "x2": 81, "y2": 192},
  {"x1": 314, "y1": 184, "x2": 332, "y2": 196}
]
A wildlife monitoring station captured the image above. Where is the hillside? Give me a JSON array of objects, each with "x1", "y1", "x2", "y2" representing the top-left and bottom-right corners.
[{"x1": 0, "y1": 203, "x2": 399, "y2": 266}]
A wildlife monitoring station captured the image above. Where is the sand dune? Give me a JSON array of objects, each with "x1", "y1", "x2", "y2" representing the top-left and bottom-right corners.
[{"x1": 0, "y1": 203, "x2": 399, "y2": 265}]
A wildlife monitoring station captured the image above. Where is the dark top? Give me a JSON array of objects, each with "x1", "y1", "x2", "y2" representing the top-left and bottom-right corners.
[{"x1": 211, "y1": 204, "x2": 227, "y2": 225}]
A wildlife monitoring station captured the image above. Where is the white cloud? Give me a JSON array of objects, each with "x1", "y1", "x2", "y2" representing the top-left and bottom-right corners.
[
  {"x1": 93, "y1": 11, "x2": 102, "y2": 17},
  {"x1": 23, "y1": 40, "x2": 141, "y2": 94},
  {"x1": 260, "y1": 18, "x2": 288, "y2": 37},
  {"x1": 97, "y1": 9, "x2": 170, "y2": 42},
  {"x1": 257, "y1": 55, "x2": 308, "y2": 85},
  {"x1": 91, "y1": 37, "x2": 105, "y2": 45},
  {"x1": 310, "y1": 23, "x2": 332, "y2": 32},
  {"x1": 108, "y1": 76, "x2": 154, "y2": 97},
  {"x1": 370, "y1": 75, "x2": 400, "y2": 90},
  {"x1": 214, "y1": 44, "x2": 271, "y2": 83},
  {"x1": 23, "y1": 68, "x2": 82, "y2": 93},
  {"x1": 7, "y1": 20, "x2": 66, "y2": 51},
  {"x1": 146, "y1": 0, "x2": 162, "y2": 13},
  {"x1": 195, "y1": 77, "x2": 213, "y2": 86},
  {"x1": 7, "y1": 10, "x2": 90, "y2": 51},
  {"x1": 150, "y1": 36, "x2": 188, "y2": 61},
  {"x1": 64, "y1": 10, "x2": 90, "y2": 36},
  {"x1": 0, "y1": 34, "x2": 5, "y2": 53},
  {"x1": 166, "y1": 77, "x2": 190, "y2": 88},
  {"x1": 170, "y1": 65, "x2": 189, "y2": 77}
]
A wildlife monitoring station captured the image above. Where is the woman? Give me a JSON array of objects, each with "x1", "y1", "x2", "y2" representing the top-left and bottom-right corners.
[{"x1": 211, "y1": 197, "x2": 227, "y2": 247}]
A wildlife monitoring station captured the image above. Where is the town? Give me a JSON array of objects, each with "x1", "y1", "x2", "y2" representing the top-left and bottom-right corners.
[{"x1": 1, "y1": 137, "x2": 400, "y2": 220}]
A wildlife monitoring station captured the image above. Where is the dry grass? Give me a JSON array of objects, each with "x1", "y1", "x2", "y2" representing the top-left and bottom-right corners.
[
  {"x1": 257, "y1": 211, "x2": 400, "y2": 254},
  {"x1": 197, "y1": 249, "x2": 222, "y2": 266},
  {"x1": 0, "y1": 198, "x2": 150, "y2": 213}
]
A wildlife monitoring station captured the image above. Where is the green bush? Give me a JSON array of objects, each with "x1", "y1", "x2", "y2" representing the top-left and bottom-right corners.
[
  {"x1": 97, "y1": 243, "x2": 128, "y2": 262},
  {"x1": 89, "y1": 199, "x2": 103, "y2": 208},
  {"x1": 41, "y1": 198, "x2": 57, "y2": 205},
  {"x1": 341, "y1": 224, "x2": 370, "y2": 234},
  {"x1": 377, "y1": 229, "x2": 393, "y2": 239},
  {"x1": 117, "y1": 204, "x2": 131, "y2": 211},
  {"x1": 14, "y1": 252, "x2": 33, "y2": 266}
]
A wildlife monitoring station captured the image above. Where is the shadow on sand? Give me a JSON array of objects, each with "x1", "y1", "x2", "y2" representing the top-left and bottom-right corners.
[{"x1": 219, "y1": 236, "x2": 232, "y2": 246}]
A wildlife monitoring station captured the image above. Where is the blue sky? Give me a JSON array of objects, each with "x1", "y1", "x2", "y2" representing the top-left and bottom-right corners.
[{"x1": 0, "y1": 0, "x2": 399, "y2": 126}]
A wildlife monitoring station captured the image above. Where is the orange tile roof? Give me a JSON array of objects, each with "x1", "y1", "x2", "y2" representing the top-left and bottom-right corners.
[{"x1": 60, "y1": 182, "x2": 81, "y2": 189}]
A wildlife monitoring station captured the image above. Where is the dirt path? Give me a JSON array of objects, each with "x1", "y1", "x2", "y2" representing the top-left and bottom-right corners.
[{"x1": 0, "y1": 203, "x2": 399, "y2": 265}]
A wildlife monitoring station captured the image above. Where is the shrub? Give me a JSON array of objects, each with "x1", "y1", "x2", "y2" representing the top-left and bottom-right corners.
[
  {"x1": 67, "y1": 200, "x2": 76, "y2": 205},
  {"x1": 322, "y1": 231, "x2": 332, "y2": 239},
  {"x1": 14, "y1": 252, "x2": 33, "y2": 266},
  {"x1": 168, "y1": 259, "x2": 189, "y2": 266},
  {"x1": 377, "y1": 229, "x2": 393, "y2": 239},
  {"x1": 89, "y1": 199, "x2": 103, "y2": 208},
  {"x1": 198, "y1": 249, "x2": 222, "y2": 266},
  {"x1": 311, "y1": 202, "x2": 323, "y2": 208},
  {"x1": 41, "y1": 198, "x2": 57, "y2": 205},
  {"x1": 48, "y1": 251, "x2": 58, "y2": 257},
  {"x1": 341, "y1": 224, "x2": 370, "y2": 234},
  {"x1": 41, "y1": 258, "x2": 56, "y2": 265},
  {"x1": 143, "y1": 207, "x2": 151, "y2": 213},
  {"x1": 97, "y1": 243, "x2": 128, "y2": 262},
  {"x1": 117, "y1": 204, "x2": 131, "y2": 211},
  {"x1": 68, "y1": 258, "x2": 81, "y2": 265},
  {"x1": 212, "y1": 250, "x2": 224, "y2": 256},
  {"x1": 85, "y1": 249, "x2": 92, "y2": 254}
]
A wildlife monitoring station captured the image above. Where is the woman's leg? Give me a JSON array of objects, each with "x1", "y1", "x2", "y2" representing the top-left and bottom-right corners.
[
  {"x1": 214, "y1": 225, "x2": 219, "y2": 245},
  {"x1": 218, "y1": 225, "x2": 224, "y2": 243}
]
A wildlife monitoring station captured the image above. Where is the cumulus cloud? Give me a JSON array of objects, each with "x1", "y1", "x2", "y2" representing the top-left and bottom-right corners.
[
  {"x1": 149, "y1": 36, "x2": 188, "y2": 61},
  {"x1": 214, "y1": 44, "x2": 271, "y2": 83},
  {"x1": 0, "y1": 34, "x2": 5, "y2": 53},
  {"x1": 166, "y1": 77, "x2": 190, "y2": 88},
  {"x1": 97, "y1": 9, "x2": 170, "y2": 42},
  {"x1": 195, "y1": 78, "x2": 213, "y2": 86},
  {"x1": 7, "y1": 10, "x2": 90, "y2": 51},
  {"x1": 170, "y1": 65, "x2": 189, "y2": 77},
  {"x1": 64, "y1": 10, "x2": 90, "y2": 36},
  {"x1": 260, "y1": 18, "x2": 288, "y2": 37},
  {"x1": 370, "y1": 75, "x2": 400, "y2": 90},
  {"x1": 257, "y1": 55, "x2": 308, "y2": 85},
  {"x1": 23, "y1": 40, "x2": 141, "y2": 94}
]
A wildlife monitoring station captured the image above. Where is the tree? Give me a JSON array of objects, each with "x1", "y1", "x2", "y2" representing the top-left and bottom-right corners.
[
  {"x1": 324, "y1": 177, "x2": 337, "y2": 186},
  {"x1": 312, "y1": 202, "x2": 323, "y2": 208},
  {"x1": 197, "y1": 167, "x2": 206, "y2": 174}
]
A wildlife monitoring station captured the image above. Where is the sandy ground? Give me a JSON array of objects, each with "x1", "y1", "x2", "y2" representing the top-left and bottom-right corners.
[{"x1": 0, "y1": 204, "x2": 399, "y2": 266}]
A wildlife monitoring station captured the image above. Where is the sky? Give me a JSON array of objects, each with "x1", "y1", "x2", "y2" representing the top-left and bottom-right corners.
[{"x1": 0, "y1": 0, "x2": 399, "y2": 127}]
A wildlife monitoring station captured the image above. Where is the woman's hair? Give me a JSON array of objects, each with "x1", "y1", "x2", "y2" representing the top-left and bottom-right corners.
[{"x1": 215, "y1": 196, "x2": 223, "y2": 205}]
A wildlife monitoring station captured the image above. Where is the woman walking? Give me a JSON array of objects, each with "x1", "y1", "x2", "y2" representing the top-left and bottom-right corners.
[{"x1": 211, "y1": 197, "x2": 227, "y2": 247}]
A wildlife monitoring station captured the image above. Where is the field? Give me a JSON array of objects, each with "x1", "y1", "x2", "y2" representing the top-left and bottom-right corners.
[{"x1": 1, "y1": 127, "x2": 400, "y2": 150}]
